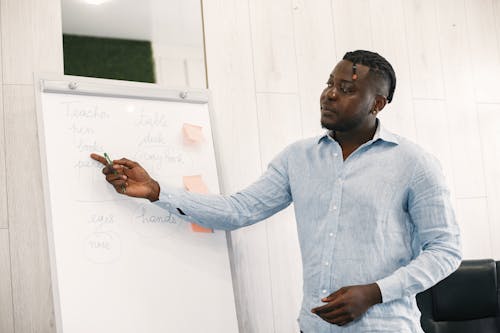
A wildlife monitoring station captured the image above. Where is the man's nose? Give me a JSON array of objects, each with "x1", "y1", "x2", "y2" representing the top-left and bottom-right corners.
[{"x1": 326, "y1": 86, "x2": 338, "y2": 100}]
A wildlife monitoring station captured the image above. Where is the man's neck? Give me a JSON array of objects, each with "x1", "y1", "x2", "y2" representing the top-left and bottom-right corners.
[{"x1": 330, "y1": 119, "x2": 378, "y2": 159}]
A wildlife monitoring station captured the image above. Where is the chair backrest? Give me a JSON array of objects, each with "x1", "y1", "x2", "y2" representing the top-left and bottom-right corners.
[{"x1": 416, "y1": 259, "x2": 500, "y2": 333}]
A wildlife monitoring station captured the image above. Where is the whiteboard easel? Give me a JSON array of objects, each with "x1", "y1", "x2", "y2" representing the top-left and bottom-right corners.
[{"x1": 36, "y1": 76, "x2": 238, "y2": 333}]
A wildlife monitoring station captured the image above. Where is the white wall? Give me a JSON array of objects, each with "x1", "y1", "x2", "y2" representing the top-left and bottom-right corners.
[
  {"x1": 202, "y1": 0, "x2": 500, "y2": 332},
  {"x1": 0, "y1": 1, "x2": 499, "y2": 333}
]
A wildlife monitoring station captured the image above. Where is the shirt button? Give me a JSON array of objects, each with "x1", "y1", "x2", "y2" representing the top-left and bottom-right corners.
[
  {"x1": 332, "y1": 205, "x2": 337, "y2": 210},
  {"x1": 168, "y1": 194, "x2": 173, "y2": 199},
  {"x1": 322, "y1": 289, "x2": 328, "y2": 294},
  {"x1": 329, "y1": 233, "x2": 333, "y2": 237},
  {"x1": 333, "y1": 153, "x2": 338, "y2": 157},
  {"x1": 324, "y1": 262, "x2": 329, "y2": 266}
]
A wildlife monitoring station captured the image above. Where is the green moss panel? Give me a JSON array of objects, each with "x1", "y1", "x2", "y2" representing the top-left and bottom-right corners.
[{"x1": 63, "y1": 34, "x2": 156, "y2": 83}]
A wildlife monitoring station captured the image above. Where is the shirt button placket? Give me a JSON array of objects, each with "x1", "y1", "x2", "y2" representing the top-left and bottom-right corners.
[{"x1": 321, "y1": 145, "x2": 342, "y2": 299}]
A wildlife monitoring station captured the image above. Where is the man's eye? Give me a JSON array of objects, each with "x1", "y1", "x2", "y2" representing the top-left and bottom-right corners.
[{"x1": 340, "y1": 85, "x2": 354, "y2": 94}]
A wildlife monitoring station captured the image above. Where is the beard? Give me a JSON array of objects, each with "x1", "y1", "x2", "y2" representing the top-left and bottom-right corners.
[
  {"x1": 320, "y1": 120, "x2": 335, "y2": 131},
  {"x1": 320, "y1": 118, "x2": 348, "y2": 132}
]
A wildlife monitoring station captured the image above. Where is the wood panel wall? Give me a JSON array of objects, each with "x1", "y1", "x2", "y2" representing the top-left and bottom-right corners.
[
  {"x1": 0, "y1": 0, "x2": 63, "y2": 332},
  {"x1": 0, "y1": 0, "x2": 499, "y2": 332}
]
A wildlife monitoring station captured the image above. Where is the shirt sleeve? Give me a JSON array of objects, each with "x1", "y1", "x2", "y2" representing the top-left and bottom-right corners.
[
  {"x1": 153, "y1": 148, "x2": 293, "y2": 231},
  {"x1": 376, "y1": 153, "x2": 462, "y2": 303}
]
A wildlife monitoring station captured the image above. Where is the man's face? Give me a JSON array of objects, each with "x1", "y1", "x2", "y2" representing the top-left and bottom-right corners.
[{"x1": 320, "y1": 60, "x2": 377, "y2": 132}]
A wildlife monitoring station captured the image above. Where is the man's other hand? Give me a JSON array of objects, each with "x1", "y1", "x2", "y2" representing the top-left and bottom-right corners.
[{"x1": 311, "y1": 283, "x2": 382, "y2": 326}]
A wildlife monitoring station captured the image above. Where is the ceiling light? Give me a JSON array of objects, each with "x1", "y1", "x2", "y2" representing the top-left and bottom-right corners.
[{"x1": 84, "y1": 0, "x2": 111, "y2": 5}]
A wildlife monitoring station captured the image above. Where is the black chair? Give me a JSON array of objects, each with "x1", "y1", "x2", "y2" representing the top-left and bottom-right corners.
[{"x1": 416, "y1": 259, "x2": 500, "y2": 333}]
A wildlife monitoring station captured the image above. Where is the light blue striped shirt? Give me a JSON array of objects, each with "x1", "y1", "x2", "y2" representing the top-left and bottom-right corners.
[{"x1": 154, "y1": 122, "x2": 461, "y2": 332}]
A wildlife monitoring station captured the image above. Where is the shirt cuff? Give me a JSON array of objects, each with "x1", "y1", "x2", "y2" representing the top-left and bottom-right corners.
[
  {"x1": 153, "y1": 184, "x2": 190, "y2": 219},
  {"x1": 376, "y1": 273, "x2": 404, "y2": 303}
]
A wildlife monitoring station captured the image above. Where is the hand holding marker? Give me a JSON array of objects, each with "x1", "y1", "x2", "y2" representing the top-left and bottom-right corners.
[{"x1": 104, "y1": 152, "x2": 126, "y2": 194}]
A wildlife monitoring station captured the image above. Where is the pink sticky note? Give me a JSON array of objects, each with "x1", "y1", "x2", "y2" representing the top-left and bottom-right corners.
[
  {"x1": 183, "y1": 175, "x2": 213, "y2": 233},
  {"x1": 182, "y1": 123, "x2": 204, "y2": 143}
]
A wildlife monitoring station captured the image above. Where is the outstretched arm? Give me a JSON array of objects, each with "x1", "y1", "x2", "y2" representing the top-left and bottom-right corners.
[
  {"x1": 152, "y1": 152, "x2": 293, "y2": 230},
  {"x1": 91, "y1": 147, "x2": 294, "y2": 231}
]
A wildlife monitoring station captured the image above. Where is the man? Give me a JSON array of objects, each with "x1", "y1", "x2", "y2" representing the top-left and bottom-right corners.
[{"x1": 91, "y1": 50, "x2": 461, "y2": 332}]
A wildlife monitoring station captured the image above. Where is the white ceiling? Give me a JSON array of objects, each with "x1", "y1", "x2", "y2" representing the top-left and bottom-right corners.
[{"x1": 61, "y1": 0, "x2": 204, "y2": 47}]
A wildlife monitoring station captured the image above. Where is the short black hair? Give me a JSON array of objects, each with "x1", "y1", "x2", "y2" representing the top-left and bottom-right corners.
[{"x1": 343, "y1": 50, "x2": 396, "y2": 103}]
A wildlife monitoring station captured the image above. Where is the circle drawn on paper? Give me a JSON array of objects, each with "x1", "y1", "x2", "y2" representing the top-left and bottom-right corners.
[{"x1": 84, "y1": 231, "x2": 121, "y2": 264}]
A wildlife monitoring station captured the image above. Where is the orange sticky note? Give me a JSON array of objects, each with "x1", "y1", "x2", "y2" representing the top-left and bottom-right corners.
[
  {"x1": 182, "y1": 123, "x2": 204, "y2": 143},
  {"x1": 191, "y1": 223, "x2": 212, "y2": 233},
  {"x1": 183, "y1": 175, "x2": 209, "y2": 194},
  {"x1": 183, "y1": 175, "x2": 213, "y2": 233}
]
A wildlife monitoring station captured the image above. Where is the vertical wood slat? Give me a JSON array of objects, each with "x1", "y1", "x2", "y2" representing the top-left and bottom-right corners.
[
  {"x1": 202, "y1": 0, "x2": 262, "y2": 192},
  {"x1": 248, "y1": 0, "x2": 298, "y2": 93},
  {"x1": 402, "y1": 0, "x2": 445, "y2": 100},
  {"x1": 436, "y1": 0, "x2": 474, "y2": 99},
  {"x1": 32, "y1": 0, "x2": 64, "y2": 76},
  {"x1": 0, "y1": 229, "x2": 14, "y2": 333},
  {"x1": 1, "y1": 0, "x2": 62, "y2": 331},
  {"x1": 0, "y1": 86, "x2": 7, "y2": 228},
  {"x1": 455, "y1": 198, "x2": 492, "y2": 259},
  {"x1": 0, "y1": 0, "x2": 61, "y2": 84},
  {"x1": 256, "y1": 93, "x2": 303, "y2": 333},
  {"x1": 202, "y1": 1, "x2": 274, "y2": 332},
  {"x1": 265, "y1": 207, "x2": 302, "y2": 332},
  {"x1": 4, "y1": 85, "x2": 55, "y2": 333},
  {"x1": 292, "y1": 0, "x2": 336, "y2": 138},
  {"x1": 465, "y1": 0, "x2": 500, "y2": 103},
  {"x1": 368, "y1": 0, "x2": 414, "y2": 138},
  {"x1": 413, "y1": 100, "x2": 456, "y2": 202},
  {"x1": 436, "y1": 0, "x2": 486, "y2": 198},
  {"x1": 494, "y1": 0, "x2": 500, "y2": 56},
  {"x1": 0, "y1": 7, "x2": 2, "y2": 82},
  {"x1": 0, "y1": 0, "x2": 5, "y2": 229},
  {"x1": 0, "y1": 0, "x2": 34, "y2": 84},
  {"x1": 442, "y1": 101, "x2": 486, "y2": 198},
  {"x1": 256, "y1": 93, "x2": 302, "y2": 165},
  {"x1": 331, "y1": 0, "x2": 373, "y2": 54},
  {"x1": 477, "y1": 104, "x2": 500, "y2": 259},
  {"x1": 369, "y1": 0, "x2": 417, "y2": 142}
]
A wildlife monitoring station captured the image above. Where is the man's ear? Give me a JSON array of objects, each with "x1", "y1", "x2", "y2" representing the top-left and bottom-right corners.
[{"x1": 373, "y1": 95, "x2": 388, "y2": 112}]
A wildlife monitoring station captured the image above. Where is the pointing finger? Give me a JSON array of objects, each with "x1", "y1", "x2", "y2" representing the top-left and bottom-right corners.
[{"x1": 90, "y1": 153, "x2": 107, "y2": 166}]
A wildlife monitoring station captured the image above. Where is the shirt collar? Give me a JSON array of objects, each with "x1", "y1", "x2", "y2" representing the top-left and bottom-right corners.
[{"x1": 317, "y1": 119, "x2": 399, "y2": 145}]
